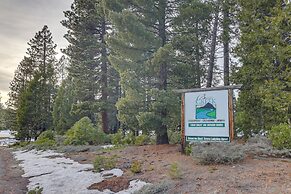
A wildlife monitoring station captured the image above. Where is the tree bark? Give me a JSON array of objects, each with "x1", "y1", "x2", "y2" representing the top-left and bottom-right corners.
[
  {"x1": 100, "y1": 18, "x2": 109, "y2": 133},
  {"x1": 223, "y1": 1, "x2": 230, "y2": 86},
  {"x1": 206, "y1": 12, "x2": 219, "y2": 87},
  {"x1": 156, "y1": 0, "x2": 169, "y2": 144}
]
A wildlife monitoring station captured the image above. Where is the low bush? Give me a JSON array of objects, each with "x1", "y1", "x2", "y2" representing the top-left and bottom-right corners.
[
  {"x1": 130, "y1": 160, "x2": 142, "y2": 173},
  {"x1": 37, "y1": 130, "x2": 55, "y2": 141},
  {"x1": 64, "y1": 117, "x2": 108, "y2": 145},
  {"x1": 122, "y1": 131, "x2": 135, "y2": 145},
  {"x1": 11, "y1": 141, "x2": 30, "y2": 148},
  {"x1": 268, "y1": 123, "x2": 291, "y2": 149},
  {"x1": 110, "y1": 129, "x2": 124, "y2": 145},
  {"x1": 185, "y1": 144, "x2": 192, "y2": 156},
  {"x1": 57, "y1": 145, "x2": 102, "y2": 153},
  {"x1": 133, "y1": 181, "x2": 171, "y2": 194},
  {"x1": 34, "y1": 130, "x2": 56, "y2": 150},
  {"x1": 191, "y1": 143, "x2": 245, "y2": 165},
  {"x1": 168, "y1": 130, "x2": 181, "y2": 144},
  {"x1": 54, "y1": 135, "x2": 66, "y2": 146},
  {"x1": 168, "y1": 162, "x2": 182, "y2": 179},
  {"x1": 93, "y1": 155, "x2": 117, "y2": 172},
  {"x1": 27, "y1": 186, "x2": 43, "y2": 194},
  {"x1": 110, "y1": 130, "x2": 151, "y2": 146},
  {"x1": 134, "y1": 134, "x2": 150, "y2": 146}
]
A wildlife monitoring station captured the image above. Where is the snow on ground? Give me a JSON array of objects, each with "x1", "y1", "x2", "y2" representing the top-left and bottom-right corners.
[
  {"x1": 13, "y1": 149, "x2": 148, "y2": 194},
  {"x1": 0, "y1": 130, "x2": 18, "y2": 146},
  {"x1": 0, "y1": 138, "x2": 18, "y2": 146},
  {"x1": 0, "y1": 130, "x2": 15, "y2": 138}
]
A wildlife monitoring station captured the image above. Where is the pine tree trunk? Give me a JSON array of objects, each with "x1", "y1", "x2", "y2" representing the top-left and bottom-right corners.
[
  {"x1": 157, "y1": 0, "x2": 169, "y2": 145},
  {"x1": 206, "y1": 12, "x2": 219, "y2": 87},
  {"x1": 223, "y1": 2, "x2": 230, "y2": 86},
  {"x1": 100, "y1": 18, "x2": 109, "y2": 133},
  {"x1": 194, "y1": 22, "x2": 202, "y2": 88}
]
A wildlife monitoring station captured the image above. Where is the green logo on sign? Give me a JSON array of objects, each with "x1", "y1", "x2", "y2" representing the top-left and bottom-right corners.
[{"x1": 195, "y1": 94, "x2": 216, "y2": 119}]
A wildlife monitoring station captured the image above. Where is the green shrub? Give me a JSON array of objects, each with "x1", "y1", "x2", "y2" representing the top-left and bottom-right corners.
[
  {"x1": 168, "y1": 162, "x2": 182, "y2": 179},
  {"x1": 11, "y1": 141, "x2": 30, "y2": 148},
  {"x1": 130, "y1": 160, "x2": 142, "y2": 173},
  {"x1": 37, "y1": 130, "x2": 55, "y2": 141},
  {"x1": 111, "y1": 129, "x2": 124, "y2": 145},
  {"x1": 93, "y1": 155, "x2": 117, "y2": 172},
  {"x1": 28, "y1": 186, "x2": 43, "y2": 194},
  {"x1": 122, "y1": 131, "x2": 135, "y2": 145},
  {"x1": 134, "y1": 134, "x2": 150, "y2": 146},
  {"x1": 34, "y1": 130, "x2": 56, "y2": 150},
  {"x1": 110, "y1": 130, "x2": 151, "y2": 146},
  {"x1": 34, "y1": 138, "x2": 56, "y2": 149},
  {"x1": 54, "y1": 135, "x2": 66, "y2": 146},
  {"x1": 185, "y1": 144, "x2": 192, "y2": 156},
  {"x1": 269, "y1": 123, "x2": 291, "y2": 149},
  {"x1": 168, "y1": 130, "x2": 181, "y2": 144},
  {"x1": 64, "y1": 117, "x2": 108, "y2": 145}
]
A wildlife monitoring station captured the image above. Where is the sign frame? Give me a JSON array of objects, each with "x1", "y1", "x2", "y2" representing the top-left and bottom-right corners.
[{"x1": 177, "y1": 85, "x2": 242, "y2": 152}]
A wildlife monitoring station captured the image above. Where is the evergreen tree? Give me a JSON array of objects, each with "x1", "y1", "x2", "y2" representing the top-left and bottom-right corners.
[
  {"x1": 0, "y1": 95, "x2": 5, "y2": 130},
  {"x1": 26, "y1": 25, "x2": 57, "y2": 133},
  {"x1": 222, "y1": 0, "x2": 231, "y2": 86},
  {"x1": 8, "y1": 25, "x2": 57, "y2": 139},
  {"x1": 107, "y1": 0, "x2": 181, "y2": 144},
  {"x1": 52, "y1": 77, "x2": 78, "y2": 134},
  {"x1": 16, "y1": 75, "x2": 43, "y2": 140},
  {"x1": 55, "y1": 55, "x2": 69, "y2": 85},
  {"x1": 173, "y1": 0, "x2": 213, "y2": 88},
  {"x1": 7, "y1": 56, "x2": 34, "y2": 108},
  {"x1": 61, "y1": 0, "x2": 119, "y2": 133},
  {"x1": 235, "y1": 0, "x2": 291, "y2": 136}
]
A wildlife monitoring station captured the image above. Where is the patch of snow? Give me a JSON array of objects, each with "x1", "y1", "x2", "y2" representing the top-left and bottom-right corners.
[
  {"x1": 0, "y1": 130, "x2": 18, "y2": 146},
  {"x1": 117, "y1": 180, "x2": 148, "y2": 194},
  {"x1": 0, "y1": 138, "x2": 18, "y2": 147},
  {"x1": 13, "y1": 149, "x2": 148, "y2": 194},
  {"x1": 0, "y1": 130, "x2": 15, "y2": 138},
  {"x1": 101, "y1": 145, "x2": 115, "y2": 149}
]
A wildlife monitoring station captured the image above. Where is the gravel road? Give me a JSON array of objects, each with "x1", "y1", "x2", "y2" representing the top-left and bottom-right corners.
[{"x1": 0, "y1": 147, "x2": 28, "y2": 194}]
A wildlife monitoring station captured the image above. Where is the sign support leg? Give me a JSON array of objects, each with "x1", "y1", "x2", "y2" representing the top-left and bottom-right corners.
[
  {"x1": 228, "y1": 89, "x2": 234, "y2": 142},
  {"x1": 181, "y1": 93, "x2": 185, "y2": 153}
]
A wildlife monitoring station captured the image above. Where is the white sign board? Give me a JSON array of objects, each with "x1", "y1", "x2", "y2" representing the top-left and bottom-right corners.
[{"x1": 184, "y1": 90, "x2": 230, "y2": 142}]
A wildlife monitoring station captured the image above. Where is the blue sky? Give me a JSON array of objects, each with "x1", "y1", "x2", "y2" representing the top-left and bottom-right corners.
[{"x1": 0, "y1": 0, "x2": 73, "y2": 103}]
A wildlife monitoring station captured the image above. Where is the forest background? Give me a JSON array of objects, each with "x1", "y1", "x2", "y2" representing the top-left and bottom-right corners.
[{"x1": 0, "y1": 0, "x2": 290, "y2": 148}]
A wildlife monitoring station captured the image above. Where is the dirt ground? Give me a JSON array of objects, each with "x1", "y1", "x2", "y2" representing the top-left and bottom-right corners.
[
  {"x1": 66, "y1": 144, "x2": 291, "y2": 194},
  {"x1": 0, "y1": 147, "x2": 28, "y2": 194},
  {"x1": 1, "y1": 144, "x2": 290, "y2": 194}
]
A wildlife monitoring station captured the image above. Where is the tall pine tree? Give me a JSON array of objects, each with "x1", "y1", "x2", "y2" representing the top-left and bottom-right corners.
[
  {"x1": 235, "y1": 0, "x2": 291, "y2": 136},
  {"x1": 173, "y1": 0, "x2": 213, "y2": 88},
  {"x1": 107, "y1": 0, "x2": 182, "y2": 144},
  {"x1": 61, "y1": 0, "x2": 119, "y2": 133},
  {"x1": 8, "y1": 25, "x2": 57, "y2": 139}
]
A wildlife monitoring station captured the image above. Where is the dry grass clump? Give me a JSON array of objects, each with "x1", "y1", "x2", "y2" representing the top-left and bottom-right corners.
[
  {"x1": 244, "y1": 136, "x2": 291, "y2": 158},
  {"x1": 133, "y1": 181, "x2": 171, "y2": 194},
  {"x1": 168, "y1": 162, "x2": 182, "y2": 179},
  {"x1": 191, "y1": 136, "x2": 291, "y2": 165},
  {"x1": 191, "y1": 143, "x2": 245, "y2": 165}
]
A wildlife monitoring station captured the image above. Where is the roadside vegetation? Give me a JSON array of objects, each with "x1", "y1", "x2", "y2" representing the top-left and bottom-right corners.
[{"x1": 1, "y1": 2, "x2": 290, "y2": 189}]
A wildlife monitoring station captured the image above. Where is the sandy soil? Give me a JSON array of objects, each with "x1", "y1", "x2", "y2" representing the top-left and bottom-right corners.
[
  {"x1": 0, "y1": 147, "x2": 28, "y2": 194},
  {"x1": 66, "y1": 144, "x2": 291, "y2": 194},
  {"x1": 1, "y1": 144, "x2": 291, "y2": 194}
]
